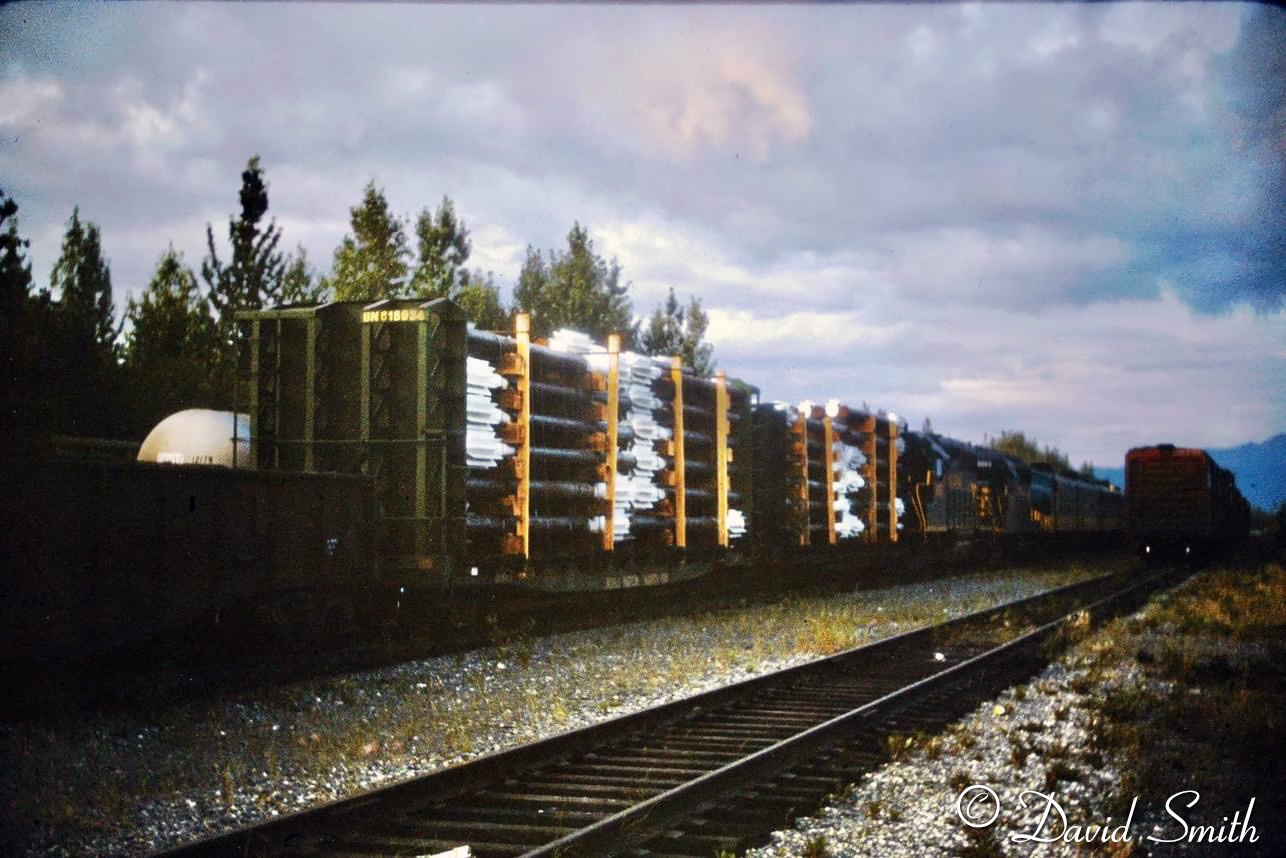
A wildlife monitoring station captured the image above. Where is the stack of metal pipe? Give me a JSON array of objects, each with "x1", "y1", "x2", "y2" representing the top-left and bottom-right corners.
[
  {"x1": 548, "y1": 329, "x2": 672, "y2": 544},
  {"x1": 727, "y1": 507, "x2": 748, "y2": 540},
  {"x1": 466, "y1": 354, "x2": 513, "y2": 469},
  {"x1": 616, "y1": 351, "x2": 672, "y2": 542},
  {"x1": 833, "y1": 439, "x2": 868, "y2": 539}
]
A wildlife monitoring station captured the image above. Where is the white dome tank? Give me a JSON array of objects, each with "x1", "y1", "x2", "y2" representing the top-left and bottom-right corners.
[{"x1": 137, "y1": 409, "x2": 252, "y2": 468}]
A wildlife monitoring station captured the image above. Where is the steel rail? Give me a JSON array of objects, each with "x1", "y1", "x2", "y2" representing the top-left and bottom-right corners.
[
  {"x1": 530, "y1": 569, "x2": 1172, "y2": 857},
  {"x1": 151, "y1": 567, "x2": 1168, "y2": 858}
]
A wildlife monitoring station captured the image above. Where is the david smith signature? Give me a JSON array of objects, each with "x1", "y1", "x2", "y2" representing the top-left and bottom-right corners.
[{"x1": 956, "y1": 785, "x2": 1260, "y2": 845}]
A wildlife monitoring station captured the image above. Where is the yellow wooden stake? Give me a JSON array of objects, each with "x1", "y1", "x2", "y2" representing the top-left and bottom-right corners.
[
  {"x1": 823, "y1": 414, "x2": 837, "y2": 545},
  {"x1": 715, "y1": 371, "x2": 730, "y2": 548},
  {"x1": 671, "y1": 356, "x2": 686, "y2": 549},
  {"x1": 888, "y1": 418, "x2": 899, "y2": 544},
  {"x1": 515, "y1": 313, "x2": 532, "y2": 560},
  {"x1": 603, "y1": 334, "x2": 620, "y2": 551}
]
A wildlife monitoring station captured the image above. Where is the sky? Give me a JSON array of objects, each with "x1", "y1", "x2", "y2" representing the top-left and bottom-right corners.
[{"x1": 1, "y1": 2, "x2": 1282, "y2": 470}]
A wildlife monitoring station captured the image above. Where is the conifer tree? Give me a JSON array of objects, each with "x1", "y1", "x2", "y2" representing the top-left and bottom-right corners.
[
  {"x1": 512, "y1": 223, "x2": 633, "y2": 343},
  {"x1": 455, "y1": 268, "x2": 509, "y2": 331},
  {"x1": 50, "y1": 207, "x2": 119, "y2": 358},
  {"x1": 0, "y1": 189, "x2": 38, "y2": 444},
  {"x1": 411, "y1": 196, "x2": 471, "y2": 300},
  {"x1": 280, "y1": 245, "x2": 328, "y2": 304},
  {"x1": 203, "y1": 156, "x2": 286, "y2": 406},
  {"x1": 126, "y1": 247, "x2": 217, "y2": 429},
  {"x1": 987, "y1": 429, "x2": 1074, "y2": 471},
  {"x1": 323, "y1": 181, "x2": 410, "y2": 302},
  {"x1": 45, "y1": 207, "x2": 124, "y2": 435},
  {"x1": 203, "y1": 156, "x2": 286, "y2": 331},
  {"x1": 640, "y1": 287, "x2": 715, "y2": 375}
]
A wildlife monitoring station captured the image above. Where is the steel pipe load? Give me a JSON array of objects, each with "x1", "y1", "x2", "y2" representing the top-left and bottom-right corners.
[
  {"x1": 468, "y1": 515, "x2": 607, "y2": 534},
  {"x1": 614, "y1": 449, "x2": 639, "y2": 474},
  {"x1": 530, "y1": 380, "x2": 603, "y2": 408},
  {"x1": 531, "y1": 413, "x2": 601, "y2": 437},
  {"x1": 468, "y1": 478, "x2": 606, "y2": 502},
  {"x1": 615, "y1": 468, "x2": 663, "y2": 505},
  {"x1": 616, "y1": 515, "x2": 672, "y2": 535},
  {"x1": 678, "y1": 374, "x2": 719, "y2": 394},
  {"x1": 684, "y1": 460, "x2": 715, "y2": 477},
  {"x1": 835, "y1": 472, "x2": 866, "y2": 493},
  {"x1": 624, "y1": 388, "x2": 663, "y2": 414},
  {"x1": 727, "y1": 508, "x2": 748, "y2": 540},
  {"x1": 682, "y1": 430, "x2": 715, "y2": 448},
  {"x1": 546, "y1": 328, "x2": 712, "y2": 547},
  {"x1": 467, "y1": 328, "x2": 518, "y2": 360},
  {"x1": 466, "y1": 431, "x2": 514, "y2": 470},
  {"x1": 627, "y1": 444, "x2": 663, "y2": 473},
  {"x1": 522, "y1": 414, "x2": 636, "y2": 447},
  {"x1": 530, "y1": 446, "x2": 603, "y2": 466},
  {"x1": 470, "y1": 329, "x2": 592, "y2": 376},
  {"x1": 682, "y1": 403, "x2": 716, "y2": 422}
]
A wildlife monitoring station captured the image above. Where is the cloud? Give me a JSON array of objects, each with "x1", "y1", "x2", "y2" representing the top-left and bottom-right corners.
[
  {"x1": 0, "y1": 2, "x2": 1279, "y2": 471},
  {"x1": 620, "y1": 45, "x2": 812, "y2": 163},
  {"x1": 709, "y1": 308, "x2": 907, "y2": 357},
  {"x1": 712, "y1": 285, "x2": 1283, "y2": 467},
  {"x1": 0, "y1": 76, "x2": 63, "y2": 126}
]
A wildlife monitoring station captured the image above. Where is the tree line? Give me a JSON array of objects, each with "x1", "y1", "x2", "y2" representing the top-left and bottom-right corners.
[
  {"x1": 985, "y1": 429, "x2": 1097, "y2": 478},
  {"x1": 0, "y1": 158, "x2": 714, "y2": 447}
]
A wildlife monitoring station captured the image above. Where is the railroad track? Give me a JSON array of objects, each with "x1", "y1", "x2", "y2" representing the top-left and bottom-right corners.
[{"x1": 157, "y1": 566, "x2": 1178, "y2": 858}]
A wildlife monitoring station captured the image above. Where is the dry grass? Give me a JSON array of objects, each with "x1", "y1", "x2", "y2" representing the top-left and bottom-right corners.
[{"x1": 1082, "y1": 561, "x2": 1286, "y2": 848}]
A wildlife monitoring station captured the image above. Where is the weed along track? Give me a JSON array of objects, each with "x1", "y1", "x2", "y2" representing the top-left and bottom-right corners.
[{"x1": 153, "y1": 568, "x2": 1178, "y2": 858}]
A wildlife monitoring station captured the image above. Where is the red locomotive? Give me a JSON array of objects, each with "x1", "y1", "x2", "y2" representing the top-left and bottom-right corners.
[{"x1": 1125, "y1": 444, "x2": 1250, "y2": 560}]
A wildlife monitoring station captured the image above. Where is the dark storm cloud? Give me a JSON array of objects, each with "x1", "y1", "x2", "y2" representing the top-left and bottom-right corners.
[{"x1": 1206, "y1": 4, "x2": 1285, "y2": 312}]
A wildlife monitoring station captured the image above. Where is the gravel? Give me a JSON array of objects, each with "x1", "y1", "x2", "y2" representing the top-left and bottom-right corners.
[
  {"x1": 0, "y1": 563, "x2": 1108, "y2": 857},
  {"x1": 746, "y1": 660, "x2": 1131, "y2": 857},
  {"x1": 745, "y1": 588, "x2": 1229, "y2": 858}
]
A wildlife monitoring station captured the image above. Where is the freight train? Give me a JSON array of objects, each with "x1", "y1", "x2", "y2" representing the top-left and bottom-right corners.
[
  {"x1": 3, "y1": 297, "x2": 1144, "y2": 670},
  {"x1": 235, "y1": 298, "x2": 1128, "y2": 582}
]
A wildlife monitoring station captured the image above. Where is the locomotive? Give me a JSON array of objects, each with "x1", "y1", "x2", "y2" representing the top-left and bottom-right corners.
[
  {"x1": 3, "y1": 297, "x2": 1132, "y2": 671},
  {"x1": 1126, "y1": 444, "x2": 1251, "y2": 560}
]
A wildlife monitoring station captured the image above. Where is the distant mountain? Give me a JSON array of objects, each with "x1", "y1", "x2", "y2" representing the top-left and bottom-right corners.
[
  {"x1": 1094, "y1": 466, "x2": 1127, "y2": 491},
  {"x1": 1096, "y1": 434, "x2": 1286, "y2": 512}
]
